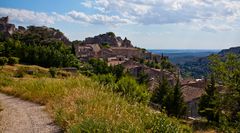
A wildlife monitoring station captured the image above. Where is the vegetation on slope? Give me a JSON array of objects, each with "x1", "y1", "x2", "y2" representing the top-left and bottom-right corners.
[
  {"x1": 0, "y1": 65, "x2": 191, "y2": 132},
  {"x1": 0, "y1": 29, "x2": 80, "y2": 68},
  {"x1": 179, "y1": 47, "x2": 240, "y2": 78},
  {"x1": 197, "y1": 54, "x2": 240, "y2": 132}
]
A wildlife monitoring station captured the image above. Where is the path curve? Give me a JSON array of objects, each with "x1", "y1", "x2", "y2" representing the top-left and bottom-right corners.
[{"x1": 0, "y1": 93, "x2": 61, "y2": 133}]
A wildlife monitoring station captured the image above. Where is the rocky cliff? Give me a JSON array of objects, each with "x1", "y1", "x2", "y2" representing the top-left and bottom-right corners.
[
  {"x1": 0, "y1": 16, "x2": 70, "y2": 45},
  {"x1": 83, "y1": 32, "x2": 133, "y2": 47},
  {"x1": 22, "y1": 26, "x2": 71, "y2": 45},
  {"x1": 0, "y1": 16, "x2": 16, "y2": 37},
  {"x1": 218, "y1": 46, "x2": 240, "y2": 56}
]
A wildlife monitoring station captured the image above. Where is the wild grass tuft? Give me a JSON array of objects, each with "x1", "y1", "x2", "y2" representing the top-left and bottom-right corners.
[{"x1": 0, "y1": 65, "x2": 191, "y2": 132}]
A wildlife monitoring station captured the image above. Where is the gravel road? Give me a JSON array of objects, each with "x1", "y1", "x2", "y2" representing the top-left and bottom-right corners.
[{"x1": 0, "y1": 93, "x2": 61, "y2": 133}]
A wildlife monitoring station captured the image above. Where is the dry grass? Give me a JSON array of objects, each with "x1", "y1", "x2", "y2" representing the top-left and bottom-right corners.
[{"x1": 0, "y1": 64, "x2": 191, "y2": 132}]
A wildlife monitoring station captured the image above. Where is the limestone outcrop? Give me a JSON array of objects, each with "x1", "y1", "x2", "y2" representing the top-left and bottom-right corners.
[
  {"x1": 83, "y1": 32, "x2": 133, "y2": 47},
  {"x1": 0, "y1": 16, "x2": 71, "y2": 45},
  {"x1": 0, "y1": 16, "x2": 16, "y2": 37}
]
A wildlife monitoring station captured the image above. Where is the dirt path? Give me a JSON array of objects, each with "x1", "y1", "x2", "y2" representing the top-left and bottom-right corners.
[{"x1": 0, "y1": 93, "x2": 61, "y2": 133}]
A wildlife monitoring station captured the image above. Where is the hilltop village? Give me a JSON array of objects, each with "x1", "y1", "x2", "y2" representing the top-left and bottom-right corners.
[
  {"x1": 73, "y1": 31, "x2": 208, "y2": 118},
  {"x1": 0, "y1": 16, "x2": 210, "y2": 118}
]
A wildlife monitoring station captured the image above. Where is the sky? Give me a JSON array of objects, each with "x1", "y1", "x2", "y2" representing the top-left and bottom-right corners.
[{"x1": 0, "y1": 0, "x2": 240, "y2": 49}]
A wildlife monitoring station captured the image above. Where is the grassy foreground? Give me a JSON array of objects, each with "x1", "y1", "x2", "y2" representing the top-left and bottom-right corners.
[{"x1": 0, "y1": 65, "x2": 191, "y2": 132}]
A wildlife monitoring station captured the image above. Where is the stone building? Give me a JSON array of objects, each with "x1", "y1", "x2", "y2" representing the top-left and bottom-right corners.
[
  {"x1": 74, "y1": 44, "x2": 101, "y2": 61},
  {"x1": 111, "y1": 47, "x2": 143, "y2": 59},
  {"x1": 121, "y1": 60, "x2": 177, "y2": 91},
  {"x1": 181, "y1": 85, "x2": 205, "y2": 118}
]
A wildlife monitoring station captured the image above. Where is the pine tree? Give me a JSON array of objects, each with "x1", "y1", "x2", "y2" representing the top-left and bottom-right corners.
[
  {"x1": 198, "y1": 74, "x2": 219, "y2": 122},
  {"x1": 151, "y1": 75, "x2": 171, "y2": 110},
  {"x1": 137, "y1": 70, "x2": 148, "y2": 84},
  {"x1": 172, "y1": 78, "x2": 187, "y2": 117}
]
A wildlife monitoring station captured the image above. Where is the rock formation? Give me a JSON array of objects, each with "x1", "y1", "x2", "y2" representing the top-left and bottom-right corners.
[
  {"x1": 25, "y1": 26, "x2": 71, "y2": 45},
  {"x1": 83, "y1": 32, "x2": 133, "y2": 47},
  {"x1": 17, "y1": 26, "x2": 26, "y2": 33},
  {"x1": 0, "y1": 16, "x2": 9, "y2": 24},
  {"x1": 0, "y1": 16, "x2": 16, "y2": 37},
  {"x1": 0, "y1": 16, "x2": 71, "y2": 45}
]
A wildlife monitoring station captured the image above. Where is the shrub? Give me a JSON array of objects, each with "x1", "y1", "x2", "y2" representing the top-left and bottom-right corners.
[
  {"x1": 92, "y1": 74, "x2": 116, "y2": 86},
  {"x1": 15, "y1": 71, "x2": 24, "y2": 78},
  {"x1": 49, "y1": 67, "x2": 57, "y2": 78},
  {"x1": 101, "y1": 43, "x2": 110, "y2": 48},
  {"x1": 116, "y1": 76, "x2": 150, "y2": 103},
  {"x1": 14, "y1": 67, "x2": 25, "y2": 78},
  {"x1": 106, "y1": 32, "x2": 115, "y2": 37},
  {"x1": 0, "y1": 57, "x2": 8, "y2": 67},
  {"x1": 8, "y1": 57, "x2": 19, "y2": 65},
  {"x1": 57, "y1": 71, "x2": 71, "y2": 78}
]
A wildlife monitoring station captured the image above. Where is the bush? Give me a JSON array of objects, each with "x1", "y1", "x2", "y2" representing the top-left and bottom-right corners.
[
  {"x1": 49, "y1": 67, "x2": 57, "y2": 78},
  {"x1": 92, "y1": 74, "x2": 116, "y2": 86},
  {"x1": 15, "y1": 71, "x2": 24, "y2": 78},
  {"x1": 8, "y1": 57, "x2": 19, "y2": 65},
  {"x1": 106, "y1": 32, "x2": 115, "y2": 37},
  {"x1": 116, "y1": 76, "x2": 150, "y2": 103},
  {"x1": 14, "y1": 67, "x2": 25, "y2": 78},
  {"x1": 57, "y1": 71, "x2": 71, "y2": 78},
  {"x1": 0, "y1": 57, "x2": 8, "y2": 67}
]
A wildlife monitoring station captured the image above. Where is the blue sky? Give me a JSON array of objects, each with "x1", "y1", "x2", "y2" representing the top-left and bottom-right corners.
[{"x1": 0, "y1": 0, "x2": 240, "y2": 49}]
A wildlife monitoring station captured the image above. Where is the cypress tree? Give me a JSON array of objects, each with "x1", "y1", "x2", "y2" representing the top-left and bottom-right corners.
[
  {"x1": 198, "y1": 74, "x2": 219, "y2": 122},
  {"x1": 151, "y1": 75, "x2": 171, "y2": 110},
  {"x1": 172, "y1": 78, "x2": 186, "y2": 117}
]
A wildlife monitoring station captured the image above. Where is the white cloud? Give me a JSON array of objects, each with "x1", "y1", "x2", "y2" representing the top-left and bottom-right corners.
[
  {"x1": 81, "y1": 0, "x2": 240, "y2": 31},
  {"x1": 0, "y1": 7, "x2": 55, "y2": 25},
  {"x1": 67, "y1": 10, "x2": 133, "y2": 25},
  {"x1": 0, "y1": 7, "x2": 132, "y2": 26},
  {"x1": 1, "y1": 0, "x2": 240, "y2": 32}
]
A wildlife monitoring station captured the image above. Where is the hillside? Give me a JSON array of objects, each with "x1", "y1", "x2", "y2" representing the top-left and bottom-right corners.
[
  {"x1": 218, "y1": 46, "x2": 240, "y2": 56},
  {"x1": 149, "y1": 49, "x2": 219, "y2": 65},
  {"x1": 0, "y1": 16, "x2": 70, "y2": 45},
  {"x1": 0, "y1": 64, "x2": 190, "y2": 132},
  {"x1": 179, "y1": 46, "x2": 240, "y2": 78}
]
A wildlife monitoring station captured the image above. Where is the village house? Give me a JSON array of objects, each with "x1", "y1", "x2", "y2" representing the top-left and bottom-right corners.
[
  {"x1": 181, "y1": 84, "x2": 205, "y2": 118},
  {"x1": 121, "y1": 60, "x2": 178, "y2": 91},
  {"x1": 74, "y1": 44, "x2": 101, "y2": 61}
]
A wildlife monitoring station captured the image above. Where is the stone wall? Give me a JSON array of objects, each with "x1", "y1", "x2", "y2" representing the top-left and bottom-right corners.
[{"x1": 111, "y1": 47, "x2": 143, "y2": 58}]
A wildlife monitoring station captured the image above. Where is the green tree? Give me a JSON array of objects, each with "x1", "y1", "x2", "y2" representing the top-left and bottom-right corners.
[
  {"x1": 8, "y1": 57, "x2": 19, "y2": 65},
  {"x1": 209, "y1": 54, "x2": 240, "y2": 123},
  {"x1": 151, "y1": 76, "x2": 186, "y2": 117},
  {"x1": 198, "y1": 74, "x2": 219, "y2": 122},
  {"x1": 116, "y1": 76, "x2": 150, "y2": 103},
  {"x1": 137, "y1": 70, "x2": 148, "y2": 84},
  {"x1": 49, "y1": 67, "x2": 57, "y2": 78},
  {"x1": 0, "y1": 57, "x2": 8, "y2": 68},
  {"x1": 92, "y1": 74, "x2": 116, "y2": 86},
  {"x1": 151, "y1": 76, "x2": 171, "y2": 109},
  {"x1": 172, "y1": 79, "x2": 187, "y2": 117},
  {"x1": 89, "y1": 58, "x2": 110, "y2": 74},
  {"x1": 111, "y1": 64, "x2": 124, "y2": 81}
]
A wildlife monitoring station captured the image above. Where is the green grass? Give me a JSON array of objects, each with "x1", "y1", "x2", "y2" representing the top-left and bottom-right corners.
[{"x1": 0, "y1": 65, "x2": 191, "y2": 132}]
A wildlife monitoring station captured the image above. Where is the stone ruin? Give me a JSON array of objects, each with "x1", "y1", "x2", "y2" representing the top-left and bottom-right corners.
[{"x1": 83, "y1": 32, "x2": 134, "y2": 47}]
